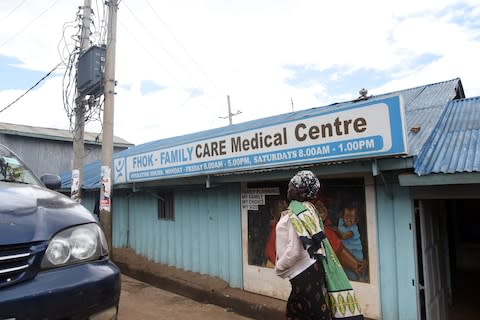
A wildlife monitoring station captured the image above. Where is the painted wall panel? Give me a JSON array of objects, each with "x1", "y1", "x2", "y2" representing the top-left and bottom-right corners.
[
  {"x1": 392, "y1": 184, "x2": 417, "y2": 320},
  {"x1": 376, "y1": 177, "x2": 417, "y2": 319},
  {"x1": 112, "y1": 192, "x2": 129, "y2": 247},
  {"x1": 112, "y1": 184, "x2": 243, "y2": 288}
]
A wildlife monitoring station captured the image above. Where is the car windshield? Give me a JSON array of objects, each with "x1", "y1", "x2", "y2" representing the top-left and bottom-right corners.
[{"x1": 0, "y1": 145, "x2": 40, "y2": 186}]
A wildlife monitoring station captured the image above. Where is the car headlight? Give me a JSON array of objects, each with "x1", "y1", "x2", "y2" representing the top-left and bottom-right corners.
[{"x1": 41, "y1": 223, "x2": 109, "y2": 269}]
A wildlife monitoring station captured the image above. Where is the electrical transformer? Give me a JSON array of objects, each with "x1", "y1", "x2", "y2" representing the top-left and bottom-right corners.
[{"x1": 76, "y1": 45, "x2": 106, "y2": 97}]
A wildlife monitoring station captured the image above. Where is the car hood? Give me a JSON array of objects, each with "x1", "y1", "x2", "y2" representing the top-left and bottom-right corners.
[{"x1": 0, "y1": 182, "x2": 96, "y2": 245}]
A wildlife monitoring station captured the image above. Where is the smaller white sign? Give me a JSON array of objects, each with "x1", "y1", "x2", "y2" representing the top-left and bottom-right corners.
[{"x1": 241, "y1": 187, "x2": 280, "y2": 210}]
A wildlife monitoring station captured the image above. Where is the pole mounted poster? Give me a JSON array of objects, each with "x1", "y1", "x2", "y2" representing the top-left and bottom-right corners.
[
  {"x1": 114, "y1": 95, "x2": 407, "y2": 184},
  {"x1": 100, "y1": 166, "x2": 111, "y2": 212},
  {"x1": 71, "y1": 169, "x2": 80, "y2": 202}
]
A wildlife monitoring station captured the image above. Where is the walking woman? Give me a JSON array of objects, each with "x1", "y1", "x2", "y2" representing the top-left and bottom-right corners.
[{"x1": 275, "y1": 170, "x2": 363, "y2": 320}]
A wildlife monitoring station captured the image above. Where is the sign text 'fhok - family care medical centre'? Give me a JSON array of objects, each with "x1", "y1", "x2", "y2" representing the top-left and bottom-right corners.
[{"x1": 113, "y1": 95, "x2": 407, "y2": 184}]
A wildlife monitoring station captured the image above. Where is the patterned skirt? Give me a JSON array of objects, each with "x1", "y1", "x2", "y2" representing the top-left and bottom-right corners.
[{"x1": 286, "y1": 261, "x2": 332, "y2": 320}]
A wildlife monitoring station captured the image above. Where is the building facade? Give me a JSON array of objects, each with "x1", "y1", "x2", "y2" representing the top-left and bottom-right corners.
[
  {"x1": 67, "y1": 78, "x2": 480, "y2": 319},
  {"x1": 0, "y1": 122, "x2": 133, "y2": 177}
]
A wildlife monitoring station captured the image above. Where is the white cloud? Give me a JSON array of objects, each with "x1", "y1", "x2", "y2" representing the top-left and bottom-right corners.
[{"x1": 1, "y1": 0, "x2": 479, "y2": 146}]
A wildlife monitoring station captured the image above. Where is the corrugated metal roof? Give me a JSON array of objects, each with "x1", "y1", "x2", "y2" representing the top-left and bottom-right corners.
[
  {"x1": 61, "y1": 78, "x2": 463, "y2": 189},
  {"x1": 376, "y1": 78, "x2": 463, "y2": 155},
  {"x1": 0, "y1": 122, "x2": 133, "y2": 147},
  {"x1": 60, "y1": 160, "x2": 101, "y2": 190},
  {"x1": 414, "y1": 96, "x2": 480, "y2": 175},
  {"x1": 113, "y1": 78, "x2": 462, "y2": 159}
]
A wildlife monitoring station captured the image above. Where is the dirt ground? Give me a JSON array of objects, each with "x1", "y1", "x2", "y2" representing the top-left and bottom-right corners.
[
  {"x1": 112, "y1": 248, "x2": 286, "y2": 320},
  {"x1": 119, "y1": 274, "x2": 252, "y2": 320},
  {"x1": 112, "y1": 248, "x2": 230, "y2": 292}
]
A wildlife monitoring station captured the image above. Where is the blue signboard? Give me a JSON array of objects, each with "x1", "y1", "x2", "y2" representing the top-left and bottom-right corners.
[{"x1": 114, "y1": 95, "x2": 407, "y2": 184}]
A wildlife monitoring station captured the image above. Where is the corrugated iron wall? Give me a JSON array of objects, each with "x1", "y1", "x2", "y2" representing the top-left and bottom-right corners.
[
  {"x1": 0, "y1": 134, "x2": 104, "y2": 177},
  {"x1": 112, "y1": 183, "x2": 243, "y2": 288}
]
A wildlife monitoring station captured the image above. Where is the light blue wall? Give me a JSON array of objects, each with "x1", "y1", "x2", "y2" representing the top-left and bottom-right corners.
[
  {"x1": 111, "y1": 183, "x2": 243, "y2": 288},
  {"x1": 84, "y1": 169, "x2": 420, "y2": 319},
  {"x1": 376, "y1": 176, "x2": 417, "y2": 319},
  {"x1": 80, "y1": 195, "x2": 96, "y2": 215},
  {"x1": 112, "y1": 192, "x2": 129, "y2": 247}
]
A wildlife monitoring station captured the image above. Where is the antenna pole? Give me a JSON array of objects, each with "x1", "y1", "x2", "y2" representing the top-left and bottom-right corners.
[{"x1": 220, "y1": 95, "x2": 241, "y2": 125}]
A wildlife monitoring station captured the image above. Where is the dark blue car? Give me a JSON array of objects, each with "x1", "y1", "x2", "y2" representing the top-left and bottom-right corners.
[{"x1": 0, "y1": 144, "x2": 121, "y2": 319}]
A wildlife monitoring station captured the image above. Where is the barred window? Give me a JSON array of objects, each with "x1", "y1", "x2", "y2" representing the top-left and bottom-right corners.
[{"x1": 157, "y1": 191, "x2": 174, "y2": 220}]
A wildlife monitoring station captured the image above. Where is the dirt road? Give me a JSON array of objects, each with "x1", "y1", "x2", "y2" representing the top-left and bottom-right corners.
[{"x1": 118, "y1": 275, "x2": 253, "y2": 320}]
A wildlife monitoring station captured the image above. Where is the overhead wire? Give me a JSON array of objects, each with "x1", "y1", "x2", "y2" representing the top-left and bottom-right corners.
[
  {"x1": 93, "y1": 0, "x2": 108, "y2": 44},
  {"x1": 118, "y1": 21, "x2": 186, "y2": 89},
  {"x1": 0, "y1": 1, "x2": 107, "y2": 134},
  {"x1": 0, "y1": 0, "x2": 61, "y2": 50},
  {"x1": 0, "y1": 62, "x2": 63, "y2": 114},
  {"x1": 59, "y1": 3, "x2": 108, "y2": 131},
  {"x1": 59, "y1": 6, "x2": 83, "y2": 128},
  {"x1": 143, "y1": 0, "x2": 223, "y2": 96},
  {"x1": 57, "y1": 8, "x2": 82, "y2": 66},
  {"x1": 122, "y1": 1, "x2": 208, "y2": 94},
  {"x1": 0, "y1": 0, "x2": 28, "y2": 26}
]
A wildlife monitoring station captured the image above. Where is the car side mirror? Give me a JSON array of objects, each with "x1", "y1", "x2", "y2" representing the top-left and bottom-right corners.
[{"x1": 40, "y1": 174, "x2": 62, "y2": 190}]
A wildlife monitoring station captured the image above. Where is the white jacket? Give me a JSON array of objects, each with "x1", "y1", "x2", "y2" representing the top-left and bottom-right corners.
[{"x1": 274, "y1": 211, "x2": 316, "y2": 279}]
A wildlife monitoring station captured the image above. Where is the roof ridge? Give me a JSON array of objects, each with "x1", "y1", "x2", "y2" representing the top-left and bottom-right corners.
[
  {"x1": 0, "y1": 121, "x2": 133, "y2": 145},
  {"x1": 377, "y1": 77, "x2": 461, "y2": 97}
]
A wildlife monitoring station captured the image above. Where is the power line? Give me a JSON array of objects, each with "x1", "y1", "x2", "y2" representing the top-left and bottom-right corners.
[
  {"x1": 143, "y1": 0, "x2": 223, "y2": 96},
  {"x1": 0, "y1": 0, "x2": 61, "y2": 50},
  {"x1": 122, "y1": 1, "x2": 207, "y2": 93},
  {"x1": 118, "y1": 20, "x2": 185, "y2": 88},
  {"x1": 58, "y1": 3, "x2": 107, "y2": 131},
  {"x1": 85, "y1": 0, "x2": 108, "y2": 46},
  {"x1": 0, "y1": 0, "x2": 28, "y2": 26},
  {"x1": 57, "y1": 7, "x2": 82, "y2": 64},
  {"x1": 0, "y1": 62, "x2": 62, "y2": 114}
]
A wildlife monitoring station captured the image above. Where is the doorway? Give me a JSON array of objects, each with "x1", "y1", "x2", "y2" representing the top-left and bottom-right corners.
[{"x1": 415, "y1": 199, "x2": 480, "y2": 320}]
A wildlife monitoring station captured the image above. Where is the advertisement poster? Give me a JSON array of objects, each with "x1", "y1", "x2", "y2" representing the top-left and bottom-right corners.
[
  {"x1": 100, "y1": 165, "x2": 111, "y2": 212},
  {"x1": 71, "y1": 169, "x2": 80, "y2": 203}
]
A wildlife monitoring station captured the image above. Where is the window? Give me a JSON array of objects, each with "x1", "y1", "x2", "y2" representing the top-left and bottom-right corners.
[{"x1": 157, "y1": 191, "x2": 174, "y2": 220}]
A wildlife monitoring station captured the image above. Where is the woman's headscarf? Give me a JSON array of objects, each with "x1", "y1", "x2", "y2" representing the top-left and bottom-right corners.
[{"x1": 289, "y1": 170, "x2": 320, "y2": 200}]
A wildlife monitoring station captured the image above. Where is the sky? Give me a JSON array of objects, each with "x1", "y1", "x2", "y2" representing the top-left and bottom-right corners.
[{"x1": 0, "y1": 0, "x2": 479, "y2": 146}]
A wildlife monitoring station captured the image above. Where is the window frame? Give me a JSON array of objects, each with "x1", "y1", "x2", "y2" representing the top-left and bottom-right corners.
[{"x1": 157, "y1": 190, "x2": 175, "y2": 221}]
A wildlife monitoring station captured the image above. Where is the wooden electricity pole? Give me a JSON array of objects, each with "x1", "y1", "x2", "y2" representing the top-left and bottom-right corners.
[
  {"x1": 72, "y1": 0, "x2": 92, "y2": 202},
  {"x1": 99, "y1": 0, "x2": 118, "y2": 252}
]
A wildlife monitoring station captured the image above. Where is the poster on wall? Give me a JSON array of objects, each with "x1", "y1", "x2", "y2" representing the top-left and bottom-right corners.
[{"x1": 245, "y1": 178, "x2": 370, "y2": 283}]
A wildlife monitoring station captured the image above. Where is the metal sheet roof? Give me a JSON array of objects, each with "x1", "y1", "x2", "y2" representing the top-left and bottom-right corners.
[
  {"x1": 377, "y1": 78, "x2": 463, "y2": 155},
  {"x1": 60, "y1": 78, "x2": 463, "y2": 189},
  {"x1": 414, "y1": 96, "x2": 480, "y2": 175},
  {"x1": 0, "y1": 122, "x2": 133, "y2": 147},
  {"x1": 112, "y1": 78, "x2": 462, "y2": 159}
]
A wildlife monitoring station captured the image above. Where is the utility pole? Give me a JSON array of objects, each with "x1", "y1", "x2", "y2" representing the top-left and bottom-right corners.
[
  {"x1": 220, "y1": 95, "x2": 241, "y2": 125},
  {"x1": 99, "y1": 0, "x2": 118, "y2": 252},
  {"x1": 71, "y1": 0, "x2": 92, "y2": 202}
]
